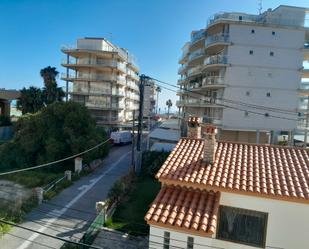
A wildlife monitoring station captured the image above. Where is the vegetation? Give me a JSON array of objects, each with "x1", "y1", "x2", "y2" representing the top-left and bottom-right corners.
[
  {"x1": 17, "y1": 66, "x2": 64, "y2": 114},
  {"x1": 0, "y1": 101, "x2": 110, "y2": 174},
  {"x1": 106, "y1": 151, "x2": 169, "y2": 235},
  {"x1": 166, "y1": 99, "x2": 172, "y2": 117}
]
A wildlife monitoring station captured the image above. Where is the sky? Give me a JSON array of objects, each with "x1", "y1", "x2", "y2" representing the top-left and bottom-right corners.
[{"x1": 0, "y1": 0, "x2": 308, "y2": 112}]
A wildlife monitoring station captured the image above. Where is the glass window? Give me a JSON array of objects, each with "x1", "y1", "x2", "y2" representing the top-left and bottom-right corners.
[
  {"x1": 266, "y1": 92, "x2": 271, "y2": 97},
  {"x1": 217, "y1": 206, "x2": 268, "y2": 248},
  {"x1": 272, "y1": 31, "x2": 275, "y2": 35},
  {"x1": 270, "y1": 51, "x2": 274, "y2": 56},
  {"x1": 251, "y1": 29, "x2": 255, "y2": 34},
  {"x1": 249, "y1": 50, "x2": 253, "y2": 55},
  {"x1": 187, "y1": 236, "x2": 194, "y2": 249},
  {"x1": 163, "y1": 231, "x2": 170, "y2": 249}
]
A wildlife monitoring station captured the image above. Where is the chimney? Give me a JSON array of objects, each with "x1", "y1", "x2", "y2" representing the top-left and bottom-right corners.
[
  {"x1": 203, "y1": 125, "x2": 217, "y2": 164},
  {"x1": 187, "y1": 117, "x2": 201, "y2": 139}
]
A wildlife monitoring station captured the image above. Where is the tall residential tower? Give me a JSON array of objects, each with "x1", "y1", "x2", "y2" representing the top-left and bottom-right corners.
[
  {"x1": 61, "y1": 38, "x2": 140, "y2": 128},
  {"x1": 177, "y1": 5, "x2": 309, "y2": 143}
]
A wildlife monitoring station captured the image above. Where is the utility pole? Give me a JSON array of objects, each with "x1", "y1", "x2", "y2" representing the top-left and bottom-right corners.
[
  {"x1": 66, "y1": 54, "x2": 69, "y2": 102},
  {"x1": 136, "y1": 74, "x2": 148, "y2": 174},
  {"x1": 131, "y1": 110, "x2": 135, "y2": 173}
]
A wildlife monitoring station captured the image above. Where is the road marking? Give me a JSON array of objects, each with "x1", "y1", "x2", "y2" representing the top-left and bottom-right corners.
[
  {"x1": 16, "y1": 151, "x2": 131, "y2": 249},
  {"x1": 77, "y1": 185, "x2": 88, "y2": 191}
]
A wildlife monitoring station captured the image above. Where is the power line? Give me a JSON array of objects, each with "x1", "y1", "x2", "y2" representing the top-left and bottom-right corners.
[
  {"x1": 6, "y1": 232, "x2": 58, "y2": 249},
  {"x1": 0, "y1": 219, "x2": 104, "y2": 249},
  {"x1": 0, "y1": 138, "x2": 111, "y2": 176},
  {"x1": 153, "y1": 81, "x2": 299, "y2": 121},
  {"x1": 150, "y1": 76, "x2": 300, "y2": 116}
]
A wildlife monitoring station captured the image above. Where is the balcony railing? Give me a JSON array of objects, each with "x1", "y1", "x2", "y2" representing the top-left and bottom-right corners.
[
  {"x1": 94, "y1": 116, "x2": 124, "y2": 123},
  {"x1": 176, "y1": 98, "x2": 222, "y2": 107},
  {"x1": 305, "y1": 42, "x2": 309, "y2": 49},
  {"x1": 61, "y1": 72, "x2": 125, "y2": 83},
  {"x1": 188, "y1": 49, "x2": 206, "y2": 61},
  {"x1": 191, "y1": 30, "x2": 206, "y2": 44},
  {"x1": 187, "y1": 66, "x2": 203, "y2": 76},
  {"x1": 202, "y1": 76, "x2": 225, "y2": 86},
  {"x1": 205, "y1": 34, "x2": 229, "y2": 47},
  {"x1": 204, "y1": 54, "x2": 228, "y2": 66},
  {"x1": 203, "y1": 116, "x2": 223, "y2": 125},
  {"x1": 178, "y1": 64, "x2": 188, "y2": 74},
  {"x1": 207, "y1": 12, "x2": 307, "y2": 28}
]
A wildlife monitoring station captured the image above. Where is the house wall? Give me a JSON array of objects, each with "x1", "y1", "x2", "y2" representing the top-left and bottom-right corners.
[
  {"x1": 222, "y1": 24, "x2": 305, "y2": 131},
  {"x1": 149, "y1": 192, "x2": 309, "y2": 249}
]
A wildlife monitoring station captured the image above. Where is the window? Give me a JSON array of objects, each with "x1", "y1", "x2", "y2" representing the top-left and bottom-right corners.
[
  {"x1": 246, "y1": 91, "x2": 250, "y2": 96},
  {"x1": 187, "y1": 237, "x2": 194, "y2": 249},
  {"x1": 217, "y1": 206, "x2": 268, "y2": 248},
  {"x1": 267, "y1": 72, "x2": 272, "y2": 77},
  {"x1": 265, "y1": 113, "x2": 270, "y2": 117},
  {"x1": 239, "y1": 16, "x2": 243, "y2": 21},
  {"x1": 251, "y1": 29, "x2": 255, "y2": 34},
  {"x1": 163, "y1": 231, "x2": 170, "y2": 249},
  {"x1": 266, "y1": 92, "x2": 271, "y2": 97},
  {"x1": 270, "y1": 51, "x2": 274, "y2": 56},
  {"x1": 244, "y1": 111, "x2": 249, "y2": 117},
  {"x1": 272, "y1": 31, "x2": 275, "y2": 35},
  {"x1": 249, "y1": 50, "x2": 253, "y2": 55}
]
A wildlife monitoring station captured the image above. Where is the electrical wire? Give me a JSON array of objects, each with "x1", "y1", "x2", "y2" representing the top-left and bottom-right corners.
[
  {"x1": 0, "y1": 219, "x2": 104, "y2": 249},
  {"x1": 150, "y1": 76, "x2": 301, "y2": 115},
  {"x1": 0, "y1": 138, "x2": 111, "y2": 176},
  {"x1": 153, "y1": 81, "x2": 299, "y2": 121}
]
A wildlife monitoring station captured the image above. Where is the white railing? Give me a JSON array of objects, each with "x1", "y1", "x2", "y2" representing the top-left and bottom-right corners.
[
  {"x1": 187, "y1": 66, "x2": 203, "y2": 76},
  {"x1": 202, "y1": 76, "x2": 225, "y2": 86},
  {"x1": 191, "y1": 29, "x2": 206, "y2": 43}
]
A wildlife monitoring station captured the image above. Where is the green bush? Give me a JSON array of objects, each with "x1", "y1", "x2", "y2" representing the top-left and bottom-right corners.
[{"x1": 0, "y1": 102, "x2": 110, "y2": 173}]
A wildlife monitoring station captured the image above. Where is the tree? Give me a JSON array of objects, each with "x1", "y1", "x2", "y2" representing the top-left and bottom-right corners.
[
  {"x1": 16, "y1": 87, "x2": 44, "y2": 114},
  {"x1": 156, "y1": 86, "x2": 161, "y2": 114},
  {"x1": 0, "y1": 102, "x2": 110, "y2": 172},
  {"x1": 40, "y1": 66, "x2": 64, "y2": 105},
  {"x1": 166, "y1": 99, "x2": 172, "y2": 118}
]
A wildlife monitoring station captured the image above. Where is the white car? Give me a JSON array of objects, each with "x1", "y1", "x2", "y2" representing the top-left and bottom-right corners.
[{"x1": 110, "y1": 131, "x2": 132, "y2": 145}]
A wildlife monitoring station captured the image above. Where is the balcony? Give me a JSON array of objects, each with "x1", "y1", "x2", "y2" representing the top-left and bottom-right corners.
[
  {"x1": 85, "y1": 102, "x2": 124, "y2": 110},
  {"x1": 179, "y1": 42, "x2": 190, "y2": 64},
  {"x1": 207, "y1": 12, "x2": 307, "y2": 29},
  {"x1": 299, "y1": 83, "x2": 309, "y2": 96},
  {"x1": 204, "y1": 55, "x2": 228, "y2": 70},
  {"x1": 178, "y1": 64, "x2": 188, "y2": 74},
  {"x1": 95, "y1": 116, "x2": 124, "y2": 124},
  {"x1": 205, "y1": 34, "x2": 230, "y2": 54},
  {"x1": 203, "y1": 116, "x2": 223, "y2": 126},
  {"x1": 127, "y1": 81, "x2": 139, "y2": 92},
  {"x1": 61, "y1": 72, "x2": 126, "y2": 84},
  {"x1": 191, "y1": 30, "x2": 206, "y2": 44},
  {"x1": 176, "y1": 98, "x2": 223, "y2": 107},
  {"x1": 188, "y1": 49, "x2": 206, "y2": 63},
  {"x1": 202, "y1": 76, "x2": 225, "y2": 87},
  {"x1": 61, "y1": 59, "x2": 127, "y2": 73},
  {"x1": 187, "y1": 66, "x2": 203, "y2": 77}
]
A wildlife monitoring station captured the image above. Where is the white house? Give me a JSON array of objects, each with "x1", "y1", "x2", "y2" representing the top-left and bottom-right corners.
[{"x1": 145, "y1": 117, "x2": 309, "y2": 249}]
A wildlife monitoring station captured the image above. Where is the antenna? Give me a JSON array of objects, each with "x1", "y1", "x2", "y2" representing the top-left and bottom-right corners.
[
  {"x1": 258, "y1": 0, "x2": 263, "y2": 14},
  {"x1": 108, "y1": 32, "x2": 113, "y2": 42}
]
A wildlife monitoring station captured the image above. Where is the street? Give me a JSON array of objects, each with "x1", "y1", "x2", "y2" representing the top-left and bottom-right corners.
[{"x1": 1, "y1": 144, "x2": 132, "y2": 249}]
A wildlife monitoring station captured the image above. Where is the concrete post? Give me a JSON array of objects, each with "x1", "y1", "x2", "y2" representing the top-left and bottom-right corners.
[
  {"x1": 74, "y1": 157, "x2": 82, "y2": 173},
  {"x1": 65, "y1": 170, "x2": 72, "y2": 181},
  {"x1": 35, "y1": 187, "x2": 44, "y2": 205}
]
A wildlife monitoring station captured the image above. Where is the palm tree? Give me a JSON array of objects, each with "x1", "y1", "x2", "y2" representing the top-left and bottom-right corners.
[
  {"x1": 40, "y1": 66, "x2": 64, "y2": 104},
  {"x1": 166, "y1": 99, "x2": 172, "y2": 118},
  {"x1": 17, "y1": 86, "x2": 44, "y2": 114},
  {"x1": 156, "y1": 86, "x2": 161, "y2": 114}
]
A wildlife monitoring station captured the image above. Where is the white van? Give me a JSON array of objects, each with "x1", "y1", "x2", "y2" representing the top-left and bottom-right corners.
[{"x1": 110, "y1": 131, "x2": 132, "y2": 145}]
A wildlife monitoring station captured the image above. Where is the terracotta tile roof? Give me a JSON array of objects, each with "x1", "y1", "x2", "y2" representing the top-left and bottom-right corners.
[
  {"x1": 145, "y1": 186, "x2": 220, "y2": 235},
  {"x1": 156, "y1": 138, "x2": 309, "y2": 202}
]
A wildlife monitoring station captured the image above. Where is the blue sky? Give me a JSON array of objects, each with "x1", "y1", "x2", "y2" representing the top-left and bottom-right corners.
[{"x1": 0, "y1": 0, "x2": 308, "y2": 112}]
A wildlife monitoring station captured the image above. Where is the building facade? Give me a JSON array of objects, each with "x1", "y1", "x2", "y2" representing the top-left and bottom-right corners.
[
  {"x1": 143, "y1": 79, "x2": 157, "y2": 117},
  {"x1": 61, "y1": 38, "x2": 140, "y2": 127},
  {"x1": 177, "y1": 5, "x2": 309, "y2": 143},
  {"x1": 145, "y1": 117, "x2": 309, "y2": 249}
]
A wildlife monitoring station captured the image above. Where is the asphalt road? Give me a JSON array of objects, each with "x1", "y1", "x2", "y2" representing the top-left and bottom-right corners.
[{"x1": 1, "y1": 144, "x2": 132, "y2": 249}]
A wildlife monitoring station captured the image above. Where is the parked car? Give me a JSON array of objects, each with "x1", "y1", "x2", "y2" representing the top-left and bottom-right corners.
[{"x1": 110, "y1": 131, "x2": 132, "y2": 145}]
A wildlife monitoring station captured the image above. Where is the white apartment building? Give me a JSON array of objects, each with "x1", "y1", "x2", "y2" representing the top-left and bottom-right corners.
[
  {"x1": 61, "y1": 37, "x2": 140, "y2": 128},
  {"x1": 143, "y1": 79, "x2": 157, "y2": 117},
  {"x1": 177, "y1": 5, "x2": 309, "y2": 144}
]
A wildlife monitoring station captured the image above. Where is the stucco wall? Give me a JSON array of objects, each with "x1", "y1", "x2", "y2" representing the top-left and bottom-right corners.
[
  {"x1": 149, "y1": 191, "x2": 309, "y2": 249},
  {"x1": 221, "y1": 24, "x2": 305, "y2": 131}
]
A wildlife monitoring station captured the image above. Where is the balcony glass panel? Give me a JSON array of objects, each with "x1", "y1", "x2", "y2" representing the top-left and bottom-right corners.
[
  {"x1": 204, "y1": 54, "x2": 228, "y2": 65},
  {"x1": 205, "y1": 34, "x2": 229, "y2": 46}
]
